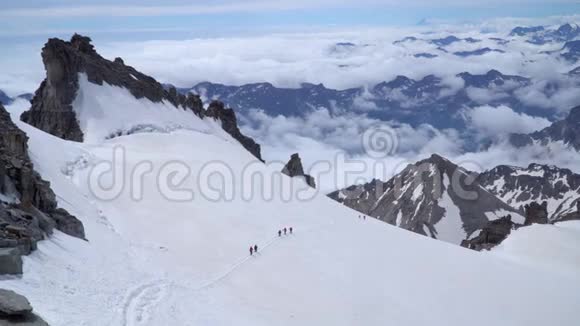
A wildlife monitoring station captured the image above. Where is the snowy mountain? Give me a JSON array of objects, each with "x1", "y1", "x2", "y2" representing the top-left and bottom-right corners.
[
  {"x1": 507, "y1": 105, "x2": 580, "y2": 150},
  {"x1": 328, "y1": 154, "x2": 523, "y2": 244},
  {"x1": 0, "y1": 33, "x2": 579, "y2": 326},
  {"x1": 478, "y1": 163, "x2": 580, "y2": 221},
  {"x1": 21, "y1": 34, "x2": 262, "y2": 161}
]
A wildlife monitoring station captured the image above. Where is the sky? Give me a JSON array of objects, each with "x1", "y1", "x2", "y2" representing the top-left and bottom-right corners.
[{"x1": 1, "y1": 0, "x2": 580, "y2": 42}]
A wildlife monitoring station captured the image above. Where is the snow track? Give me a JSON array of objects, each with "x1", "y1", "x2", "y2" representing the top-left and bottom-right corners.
[{"x1": 122, "y1": 280, "x2": 169, "y2": 326}]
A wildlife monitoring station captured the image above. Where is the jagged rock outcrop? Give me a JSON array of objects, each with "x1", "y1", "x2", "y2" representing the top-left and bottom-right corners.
[
  {"x1": 1, "y1": 103, "x2": 84, "y2": 273},
  {"x1": 281, "y1": 153, "x2": 315, "y2": 188},
  {"x1": 328, "y1": 154, "x2": 523, "y2": 244},
  {"x1": 205, "y1": 101, "x2": 262, "y2": 161},
  {"x1": 0, "y1": 289, "x2": 49, "y2": 325},
  {"x1": 524, "y1": 202, "x2": 549, "y2": 225},
  {"x1": 461, "y1": 215, "x2": 516, "y2": 251},
  {"x1": 478, "y1": 163, "x2": 580, "y2": 221},
  {"x1": 20, "y1": 34, "x2": 261, "y2": 160},
  {"x1": 507, "y1": 105, "x2": 580, "y2": 150}
]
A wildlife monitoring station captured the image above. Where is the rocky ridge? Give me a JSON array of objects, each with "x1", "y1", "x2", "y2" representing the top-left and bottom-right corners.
[
  {"x1": 328, "y1": 154, "x2": 523, "y2": 244},
  {"x1": 1, "y1": 102, "x2": 84, "y2": 274},
  {"x1": 20, "y1": 34, "x2": 262, "y2": 161}
]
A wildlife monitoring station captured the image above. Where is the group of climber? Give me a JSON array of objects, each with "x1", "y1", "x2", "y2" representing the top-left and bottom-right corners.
[
  {"x1": 249, "y1": 227, "x2": 294, "y2": 256},
  {"x1": 278, "y1": 227, "x2": 293, "y2": 237},
  {"x1": 358, "y1": 215, "x2": 367, "y2": 220}
]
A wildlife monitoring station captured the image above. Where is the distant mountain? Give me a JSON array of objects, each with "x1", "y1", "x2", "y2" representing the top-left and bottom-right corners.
[
  {"x1": 478, "y1": 164, "x2": 580, "y2": 221},
  {"x1": 0, "y1": 90, "x2": 11, "y2": 105},
  {"x1": 414, "y1": 52, "x2": 438, "y2": 58},
  {"x1": 507, "y1": 105, "x2": 580, "y2": 150},
  {"x1": 561, "y1": 40, "x2": 580, "y2": 63},
  {"x1": 510, "y1": 23, "x2": 580, "y2": 45},
  {"x1": 183, "y1": 69, "x2": 559, "y2": 137},
  {"x1": 509, "y1": 25, "x2": 545, "y2": 36},
  {"x1": 0, "y1": 91, "x2": 34, "y2": 105},
  {"x1": 328, "y1": 154, "x2": 523, "y2": 244},
  {"x1": 394, "y1": 35, "x2": 480, "y2": 46},
  {"x1": 453, "y1": 48, "x2": 505, "y2": 57}
]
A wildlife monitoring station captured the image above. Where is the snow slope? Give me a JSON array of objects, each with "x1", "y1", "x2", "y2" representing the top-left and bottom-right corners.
[{"x1": 1, "y1": 96, "x2": 579, "y2": 326}]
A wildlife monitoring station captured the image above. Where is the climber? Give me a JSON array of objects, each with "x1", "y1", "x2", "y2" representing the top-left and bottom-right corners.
[
  {"x1": 254, "y1": 244, "x2": 258, "y2": 253},
  {"x1": 289, "y1": 227, "x2": 293, "y2": 234},
  {"x1": 250, "y1": 246, "x2": 254, "y2": 256},
  {"x1": 278, "y1": 230, "x2": 282, "y2": 237},
  {"x1": 283, "y1": 227, "x2": 287, "y2": 235}
]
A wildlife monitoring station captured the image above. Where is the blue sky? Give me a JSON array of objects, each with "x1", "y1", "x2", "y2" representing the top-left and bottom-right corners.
[{"x1": 1, "y1": 0, "x2": 579, "y2": 43}]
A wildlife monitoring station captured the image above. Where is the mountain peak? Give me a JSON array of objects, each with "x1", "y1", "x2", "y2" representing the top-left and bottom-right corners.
[{"x1": 20, "y1": 34, "x2": 263, "y2": 160}]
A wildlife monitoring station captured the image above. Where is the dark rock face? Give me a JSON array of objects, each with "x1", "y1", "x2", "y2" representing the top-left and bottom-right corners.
[
  {"x1": 21, "y1": 34, "x2": 260, "y2": 160},
  {"x1": 478, "y1": 163, "x2": 580, "y2": 221},
  {"x1": 524, "y1": 202, "x2": 548, "y2": 225},
  {"x1": 205, "y1": 101, "x2": 262, "y2": 161},
  {"x1": 328, "y1": 154, "x2": 522, "y2": 244},
  {"x1": 0, "y1": 248, "x2": 23, "y2": 275},
  {"x1": 281, "y1": 153, "x2": 315, "y2": 188},
  {"x1": 507, "y1": 105, "x2": 580, "y2": 151},
  {"x1": 1, "y1": 103, "x2": 84, "y2": 271},
  {"x1": 0, "y1": 289, "x2": 49, "y2": 325},
  {"x1": 461, "y1": 215, "x2": 516, "y2": 251}
]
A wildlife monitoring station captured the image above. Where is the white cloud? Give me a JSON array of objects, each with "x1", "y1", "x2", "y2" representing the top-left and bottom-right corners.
[{"x1": 465, "y1": 105, "x2": 551, "y2": 139}]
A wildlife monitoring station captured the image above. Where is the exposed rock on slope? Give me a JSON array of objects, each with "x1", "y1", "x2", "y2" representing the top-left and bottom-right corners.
[
  {"x1": 461, "y1": 215, "x2": 516, "y2": 251},
  {"x1": 328, "y1": 154, "x2": 523, "y2": 244},
  {"x1": 478, "y1": 163, "x2": 580, "y2": 221},
  {"x1": 1, "y1": 103, "x2": 84, "y2": 271},
  {"x1": 20, "y1": 34, "x2": 262, "y2": 160},
  {"x1": 205, "y1": 101, "x2": 262, "y2": 161},
  {"x1": 281, "y1": 153, "x2": 315, "y2": 188},
  {"x1": 524, "y1": 202, "x2": 548, "y2": 225},
  {"x1": 507, "y1": 105, "x2": 580, "y2": 150},
  {"x1": 0, "y1": 289, "x2": 49, "y2": 325}
]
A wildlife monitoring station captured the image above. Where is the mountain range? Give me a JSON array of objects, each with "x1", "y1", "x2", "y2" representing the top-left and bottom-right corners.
[{"x1": 181, "y1": 69, "x2": 575, "y2": 137}]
